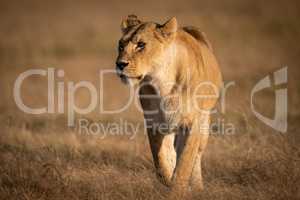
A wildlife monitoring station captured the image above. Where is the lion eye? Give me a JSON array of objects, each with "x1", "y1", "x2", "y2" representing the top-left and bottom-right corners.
[
  {"x1": 118, "y1": 42, "x2": 124, "y2": 51},
  {"x1": 137, "y1": 41, "x2": 146, "y2": 50},
  {"x1": 119, "y1": 44, "x2": 124, "y2": 51}
]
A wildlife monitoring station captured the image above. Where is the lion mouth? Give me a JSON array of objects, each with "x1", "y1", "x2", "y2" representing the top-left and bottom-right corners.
[
  {"x1": 116, "y1": 68, "x2": 144, "y2": 83},
  {"x1": 117, "y1": 71, "x2": 143, "y2": 80},
  {"x1": 120, "y1": 74, "x2": 143, "y2": 79},
  {"x1": 118, "y1": 73, "x2": 144, "y2": 84}
]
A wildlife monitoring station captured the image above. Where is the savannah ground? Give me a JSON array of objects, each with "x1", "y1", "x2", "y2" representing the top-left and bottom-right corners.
[{"x1": 0, "y1": 0, "x2": 300, "y2": 199}]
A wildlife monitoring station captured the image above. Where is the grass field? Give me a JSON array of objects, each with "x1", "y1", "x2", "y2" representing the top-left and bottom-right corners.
[
  {"x1": 0, "y1": 0, "x2": 300, "y2": 199},
  {"x1": 0, "y1": 117, "x2": 299, "y2": 199}
]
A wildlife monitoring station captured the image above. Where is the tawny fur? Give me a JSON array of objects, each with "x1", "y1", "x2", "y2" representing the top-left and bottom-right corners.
[{"x1": 116, "y1": 15, "x2": 222, "y2": 197}]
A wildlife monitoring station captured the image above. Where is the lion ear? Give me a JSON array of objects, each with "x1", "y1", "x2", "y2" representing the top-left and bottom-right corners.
[
  {"x1": 160, "y1": 17, "x2": 178, "y2": 36},
  {"x1": 121, "y1": 15, "x2": 141, "y2": 33}
]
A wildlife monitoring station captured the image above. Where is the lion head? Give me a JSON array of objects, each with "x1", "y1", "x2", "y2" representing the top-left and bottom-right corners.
[{"x1": 116, "y1": 15, "x2": 178, "y2": 85}]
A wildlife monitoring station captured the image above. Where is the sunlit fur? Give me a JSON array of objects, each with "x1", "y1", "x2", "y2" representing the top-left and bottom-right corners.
[{"x1": 116, "y1": 15, "x2": 222, "y2": 196}]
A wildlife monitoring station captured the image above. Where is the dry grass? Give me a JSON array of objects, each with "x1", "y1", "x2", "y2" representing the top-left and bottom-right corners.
[
  {"x1": 0, "y1": 0, "x2": 300, "y2": 199},
  {"x1": 0, "y1": 119, "x2": 299, "y2": 200}
]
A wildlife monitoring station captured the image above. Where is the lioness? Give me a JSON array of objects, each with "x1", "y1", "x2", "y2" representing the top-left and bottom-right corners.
[{"x1": 115, "y1": 15, "x2": 222, "y2": 194}]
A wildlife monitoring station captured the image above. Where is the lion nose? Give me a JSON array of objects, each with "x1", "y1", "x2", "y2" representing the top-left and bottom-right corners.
[{"x1": 116, "y1": 61, "x2": 129, "y2": 71}]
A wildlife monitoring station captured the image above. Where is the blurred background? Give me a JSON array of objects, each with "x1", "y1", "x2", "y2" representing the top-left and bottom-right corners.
[{"x1": 0, "y1": 0, "x2": 299, "y2": 199}]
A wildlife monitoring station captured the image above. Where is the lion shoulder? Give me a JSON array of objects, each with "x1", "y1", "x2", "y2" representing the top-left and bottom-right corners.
[{"x1": 182, "y1": 26, "x2": 213, "y2": 51}]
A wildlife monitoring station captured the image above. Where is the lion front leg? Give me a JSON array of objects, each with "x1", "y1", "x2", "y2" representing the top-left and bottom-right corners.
[
  {"x1": 170, "y1": 114, "x2": 210, "y2": 196},
  {"x1": 190, "y1": 151, "x2": 204, "y2": 191},
  {"x1": 170, "y1": 129, "x2": 202, "y2": 195},
  {"x1": 147, "y1": 130, "x2": 177, "y2": 185},
  {"x1": 190, "y1": 126, "x2": 209, "y2": 191}
]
